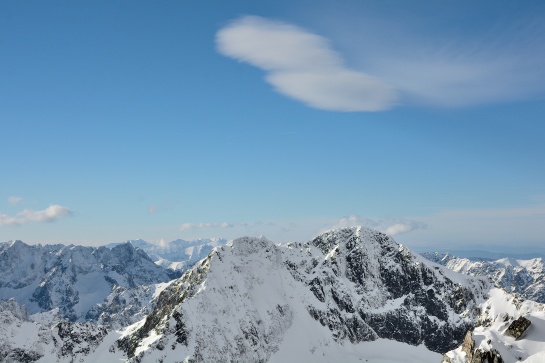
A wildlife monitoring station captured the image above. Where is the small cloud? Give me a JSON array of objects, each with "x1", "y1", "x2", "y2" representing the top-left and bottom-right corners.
[
  {"x1": 148, "y1": 204, "x2": 158, "y2": 214},
  {"x1": 156, "y1": 238, "x2": 168, "y2": 248},
  {"x1": 326, "y1": 214, "x2": 425, "y2": 236},
  {"x1": 7, "y1": 196, "x2": 24, "y2": 205},
  {"x1": 217, "y1": 16, "x2": 397, "y2": 112},
  {"x1": 0, "y1": 204, "x2": 73, "y2": 227},
  {"x1": 179, "y1": 222, "x2": 234, "y2": 231},
  {"x1": 382, "y1": 223, "x2": 415, "y2": 236}
]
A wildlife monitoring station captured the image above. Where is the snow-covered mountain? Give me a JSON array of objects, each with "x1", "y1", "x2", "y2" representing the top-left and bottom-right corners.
[
  {"x1": 0, "y1": 240, "x2": 175, "y2": 322},
  {"x1": 115, "y1": 227, "x2": 488, "y2": 362},
  {"x1": 422, "y1": 252, "x2": 545, "y2": 303},
  {"x1": 108, "y1": 238, "x2": 228, "y2": 271},
  {"x1": 2, "y1": 228, "x2": 545, "y2": 362}
]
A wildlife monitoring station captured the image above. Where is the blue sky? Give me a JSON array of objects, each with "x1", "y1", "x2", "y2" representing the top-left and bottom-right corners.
[{"x1": 1, "y1": 0, "x2": 545, "y2": 252}]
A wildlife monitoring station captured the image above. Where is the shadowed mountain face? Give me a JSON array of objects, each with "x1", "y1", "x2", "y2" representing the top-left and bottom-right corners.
[{"x1": 0, "y1": 241, "x2": 174, "y2": 321}]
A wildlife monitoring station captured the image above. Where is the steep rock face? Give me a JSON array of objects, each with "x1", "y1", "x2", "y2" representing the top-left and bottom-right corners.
[
  {"x1": 298, "y1": 228, "x2": 488, "y2": 352},
  {"x1": 118, "y1": 227, "x2": 489, "y2": 362},
  {"x1": 422, "y1": 253, "x2": 545, "y2": 303},
  {"x1": 0, "y1": 241, "x2": 174, "y2": 321}
]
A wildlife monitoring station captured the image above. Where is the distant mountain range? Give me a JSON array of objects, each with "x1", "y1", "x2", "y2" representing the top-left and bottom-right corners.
[
  {"x1": 422, "y1": 252, "x2": 545, "y2": 304},
  {"x1": 0, "y1": 240, "x2": 176, "y2": 322},
  {"x1": 106, "y1": 237, "x2": 228, "y2": 270},
  {"x1": 419, "y1": 249, "x2": 545, "y2": 261}
]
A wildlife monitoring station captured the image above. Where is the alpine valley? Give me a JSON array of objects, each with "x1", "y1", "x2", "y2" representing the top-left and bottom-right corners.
[{"x1": 1, "y1": 227, "x2": 544, "y2": 363}]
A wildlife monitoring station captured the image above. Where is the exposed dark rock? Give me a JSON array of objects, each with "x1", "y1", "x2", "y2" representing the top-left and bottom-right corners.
[{"x1": 505, "y1": 316, "x2": 531, "y2": 339}]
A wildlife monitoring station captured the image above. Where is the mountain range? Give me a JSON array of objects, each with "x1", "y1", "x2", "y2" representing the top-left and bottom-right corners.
[
  {"x1": 0, "y1": 228, "x2": 544, "y2": 362},
  {"x1": 0, "y1": 241, "x2": 177, "y2": 322},
  {"x1": 422, "y1": 252, "x2": 545, "y2": 304},
  {"x1": 106, "y1": 238, "x2": 228, "y2": 271}
]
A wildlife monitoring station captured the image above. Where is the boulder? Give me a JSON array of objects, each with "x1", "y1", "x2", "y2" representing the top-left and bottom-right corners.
[{"x1": 505, "y1": 316, "x2": 531, "y2": 340}]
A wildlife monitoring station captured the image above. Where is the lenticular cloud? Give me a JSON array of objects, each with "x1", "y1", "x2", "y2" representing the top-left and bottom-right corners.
[{"x1": 216, "y1": 16, "x2": 397, "y2": 112}]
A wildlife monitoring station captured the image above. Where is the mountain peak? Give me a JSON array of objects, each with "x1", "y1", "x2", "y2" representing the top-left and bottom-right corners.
[{"x1": 228, "y1": 236, "x2": 275, "y2": 256}]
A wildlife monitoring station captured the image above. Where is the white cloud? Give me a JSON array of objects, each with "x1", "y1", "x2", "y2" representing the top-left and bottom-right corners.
[
  {"x1": 373, "y1": 51, "x2": 545, "y2": 107},
  {"x1": 156, "y1": 238, "x2": 168, "y2": 248},
  {"x1": 148, "y1": 204, "x2": 157, "y2": 214},
  {"x1": 326, "y1": 215, "x2": 425, "y2": 236},
  {"x1": 0, "y1": 204, "x2": 73, "y2": 227},
  {"x1": 179, "y1": 222, "x2": 234, "y2": 231},
  {"x1": 218, "y1": 15, "x2": 545, "y2": 109},
  {"x1": 382, "y1": 223, "x2": 414, "y2": 236},
  {"x1": 216, "y1": 16, "x2": 397, "y2": 112},
  {"x1": 7, "y1": 196, "x2": 24, "y2": 205}
]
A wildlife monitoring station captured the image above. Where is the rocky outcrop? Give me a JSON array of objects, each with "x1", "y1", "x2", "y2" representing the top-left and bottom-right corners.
[
  {"x1": 442, "y1": 331, "x2": 503, "y2": 363},
  {"x1": 442, "y1": 331, "x2": 504, "y2": 363},
  {"x1": 505, "y1": 316, "x2": 531, "y2": 339}
]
